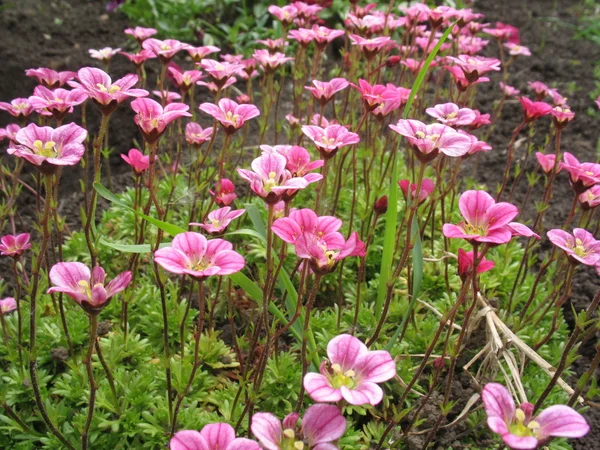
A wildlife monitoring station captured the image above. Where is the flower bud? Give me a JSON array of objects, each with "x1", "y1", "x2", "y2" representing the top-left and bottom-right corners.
[
  {"x1": 374, "y1": 195, "x2": 388, "y2": 215},
  {"x1": 386, "y1": 56, "x2": 401, "y2": 68}
]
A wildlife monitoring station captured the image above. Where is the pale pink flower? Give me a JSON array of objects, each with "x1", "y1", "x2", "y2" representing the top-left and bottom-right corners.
[
  {"x1": 186, "y1": 45, "x2": 221, "y2": 62},
  {"x1": 7, "y1": 123, "x2": 87, "y2": 173},
  {"x1": 349, "y1": 34, "x2": 392, "y2": 59},
  {"x1": 48, "y1": 262, "x2": 132, "y2": 314},
  {"x1": 305, "y1": 78, "x2": 349, "y2": 105},
  {"x1": 519, "y1": 97, "x2": 552, "y2": 122},
  {"x1": 310, "y1": 114, "x2": 338, "y2": 127},
  {"x1": 499, "y1": 82, "x2": 520, "y2": 97},
  {"x1": 236, "y1": 94, "x2": 251, "y2": 104},
  {"x1": 119, "y1": 49, "x2": 156, "y2": 67},
  {"x1": 25, "y1": 68, "x2": 77, "y2": 89},
  {"x1": 398, "y1": 178, "x2": 435, "y2": 204},
  {"x1": 458, "y1": 130, "x2": 492, "y2": 155},
  {"x1": 579, "y1": 185, "x2": 600, "y2": 210},
  {"x1": 0, "y1": 124, "x2": 21, "y2": 144},
  {"x1": 167, "y1": 67, "x2": 204, "y2": 92},
  {"x1": 447, "y1": 55, "x2": 501, "y2": 82},
  {"x1": 311, "y1": 25, "x2": 346, "y2": 50},
  {"x1": 190, "y1": 207, "x2": 245, "y2": 235},
  {"x1": 303, "y1": 334, "x2": 395, "y2": 405},
  {"x1": 121, "y1": 148, "x2": 151, "y2": 175},
  {"x1": 252, "y1": 49, "x2": 293, "y2": 73},
  {"x1": 457, "y1": 35, "x2": 489, "y2": 55},
  {"x1": 505, "y1": 43, "x2": 531, "y2": 56},
  {"x1": 425, "y1": 103, "x2": 477, "y2": 127},
  {"x1": 286, "y1": 114, "x2": 301, "y2": 127},
  {"x1": 560, "y1": 152, "x2": 600, "y2": 193},
  {"x1": 0, "y1": 298, "x2": 17, "y2": 316},
  {"x1": 0, "y1": 98, "x2": 35, "y2": 118},
  {"x1": 154, "y1": 232, "x2": 244, "y2": 280},
  {"x1": 152, "y1": 90, "x2": 182, "y2": 104},
  {"x1": 210, "y1": 179, "x2": 237, "y2": 207},
  {"x1": 548, "y1": 88, "x2": 568, "y2": 106},
  {"x1": 301, "y1": 124, "x2": 360, "y2": 159},
  {"x1": 124, "y1": 26, "x2": 157, "y2": 42},
  {"x1": 287, "y1": 28, "x2": 316, "y2": 47},
  {"x1": 256, "y1": 38, "x2": 288, "y2": 52},
  {"x1": 528, "y1": 81, "x2": 549, "y2": 100},
  {"x1": 199, "y1": 98, "x2": 260, "y2": 135},
  {"x1": 142, "y1": 38, "x2": 190, "y2": 61},
  {"x1": 389, "y1": 119, "x2": 472, "y2": 161},
  {"x1": 535, "y1": 152, "x2": 558, "y2": 174},
  {"x1": 28, "y1": 86, "x2": 87, "y2": 120},
  {"x1": 197, "y1": 78, "x2": 237, "y2": 94},
  {"x1": 69, "y1": 67, "x2": 148, "y2": 115},
  {"x1": 457, "y1": 249, "x2": 494, "y2": 281},
  {"x1": 0, "y1": 233, "x2": 31, "y2": 257},
  {"x1": 548, "y1": 228, "x2": 600, "y2": 266},
  {"x1": 171, "y1": 423, "x2": 259, "y2": 450},
  {"x1": 251, "y1": 404, "x2": 346, "y2": 450},
  {"x1": 442, "y1": 190, "x2": 520, "y2": 245},
  {"x1": 268, "y1": 4, "x2": 299, "y2": 27},
  {"x1": 551, "y1": 106, "x2": 575, "y2": 128},
  {"x1": 482, "y1": 382, "x2": 589, "y2": 449},
  {"x1": 89, "y1": 47, "x2": 121, "y2": 61},
  {"x1": 185, "y1": 122, "x2": 214, "y2": 146},
  {"x1": 198, "y1": 59, "x2": 245, "y2": 88},
  {"x1": 131, "y1": 98, "x2": 191, "y2": 144},
  {"x1": 237, "y1": 153, "x2": 310, "y2": 204}
]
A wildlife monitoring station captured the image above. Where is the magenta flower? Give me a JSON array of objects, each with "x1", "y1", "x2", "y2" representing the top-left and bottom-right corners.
[
  {"x1": 154, "y1": 232, "x2": 245, "y2": 281},
  {"x1": 142, "y1": 38, "x2": 190, "y2": 62},
  {"x1": 447, "y1": 55, "x2": 501, "y2": 82},
  {"x1": 210, "y1": 179, "x2": 237, "y2": 207},
  {"x1": 131, "y1": 98, "x2": 191, "y2": 144},
  {"x1": 186, "y1": 45, "x2": 221, "y2": 62},
  {"x1": 389, "y1": 119, "x2": 472, "y2": 162},
  {"x1": 483, "y1": 21, "x2": 520, "y2": 42},
  {"x1": 0, "y1": 298, "x2": 17, "y2": 316},
  {"x1": 237, "y1": 153, "x2": 310, "y2": 204},
  {"x1": 482, "y1": 383, "x2": 589, "y2": 449},
  {"x1": 124, "y1": 26, "x2": 157, "y2": 43},
  {"x1": 251, "y1": 404, "x2": 346, "y2": 450},
  {"x1": 121, "y1": 148, "x2": 151, "y2": 175},
  {"x1": 0, "y1": 124, "x2": 21, "y2": 144},
  {"x1": 171, "y1": 423, "x2": 260, "y2": 450},
  {"x1": 305, "y1": 78, "x2": 349, "y2": 105},
  {"x1": 0, "y1": 98, "x2": 35, "y2": 118},
  {"x1": 560, "y1": 152, "x2": 600, "y2": 194},
  {"x1": 268, "y1": 4, "x2": 299, "y2": 27},
  {"x1": 69, "y1": 67, "x2": 148, "y2": 115},
  {"x1": 551, "y1": 106, "x2": 575, "y2": 128},
  {"x1": 425, "y1": 103, "x2": 477, "y2": 127},
  {"x1": 198, "y1": 59, "x2": 245, "y2": 88},
  {"x1": 442, "y1": 190, "x2": 520, "y2": 245},
  {"x1": 0, "y1": 233, "x2": 31, "y2": 257},
  {"x1": 549, "y1": 88, "x2": 568, "y2": 106},
  {"x1": 579, "y1": 185, "x2": 600, "y2": 210},
  {"x1": 445, "y1": 65, "x2": 489, "y2": 91},
  {"x1": 301, "y1": 124, "x2": 360, "y2": 159},
  {"x1": 349, "y1": 34, "x2": 392, "y2": 59},
  {"x1": 253, "y1": 49, "x2": 293, "y2": 73},
  {"x1": 535, "y1": 152, "x2": 558, "y2": 174},
  {"x1": 458, "y1": 130, "x2": 492, "y2": 155},
  {"x1": 185, "y1": 122, "x2": 214, "y2": 147},
  {"x1": 168, "y1": 67, "x2": 204, "y2": 93},
  {"x1": 267, "y1": 145, "x2": 324, "y2": 178},
  {"x1": 398, "y1": 178, "x2": 435, "y2": 204},
  {"x1": 199, "y1": 98, "x2": 260, "y2": 135},
  {"x1": 303, "y1": 334, "x2": 396, "y2": 405},
  {"x1": 120, "y1": 49, "x2": 156, "y2": 67},
  {"x1": 310, "y1": 25, "x2": 346, "y2": 50},
  {"x1": 48, "y1": 262, "x2": 132, "y2": 314},
  {"x1": 519, "y1": 97, "x2": 552, "y2": 123},
  {"x1": 197, "y1": 78, "x2": 237, "y2": 94},
  {"x1": 547, "y1": 228, "x2": 600, "y2": 266},
  {"x1": 7, "y1": 123, "x2": 87, "y2": 174},
  {"x1": 457, "y1": 248, "x2": 495, "y2": 281},
  {"x1": 190, "y1": 207, "x2": 245, "y2": 235},
  {"x1": 528, "y1": 81, "x2": 549, "y2": 100},
  {"x1": 25, "y1": 68, "x2": 77, "y2": 89},
  {"x1": 28, "y1": 86, "x2": 87, "y2": 121},
  {"x1": 89, "y1": 47, "x2": 121, "y2": 61}
]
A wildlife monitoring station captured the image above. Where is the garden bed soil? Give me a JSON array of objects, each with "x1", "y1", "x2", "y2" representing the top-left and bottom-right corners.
[{"x1": 0, "y1": 0, "x2": 599, "y2": 448}]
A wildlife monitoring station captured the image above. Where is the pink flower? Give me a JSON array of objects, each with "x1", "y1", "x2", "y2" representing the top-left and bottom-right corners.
[
  {"x1": 482, "y1": 382, "x2": 589, "y2": 449},
  {"x1": 596, "y1": 95, "x2": 600, "y2": 110},
  {"x1": 171, "y1": 423, "x2": 260, "y2": 450},
  {"x1": 190, "y1": 207, "x2": 245, "y2": 235},
  {"x1": 500, "y1": 82, "x2": 520, "y2": 97},
  {"x1": 446, "y1": 55, "x2": 501, "y2": 82},
  {"x1": 560, "y1": 152, "x2": 600, "y2": 194},
  {"x1": 152, "y1": 90, "x2": 182, "y2": 104},
  {"x1": 199, "y1": 98, "x2": 260, "y2": 135},
  {"x1": 390, "y1": 119, "x2": 472, "y2": 162},
  {"x1": 25, "y1": 68, "x2": 77, "y2": 89},
  {"x1": 7, "y1": 123, "x2": 87, "y2": 174},
  {"x1": 442, "y1": 190, "x2": 520, "y2": 245},
  {"x1": 266, "y1": 145, "x2": 324, "y2": 177},
  {"x1": 251, "y1": 404, "x2": 346, "y2": 450},
  {"x1": 445, "y1": 65, "x2": 489, "y2": 91},
  {"x1": 168, "y1": 67, "x2": 204, "y2": 93},
  {"x1": 303, "y1": 334, "x2": 396, "y2": 405},
  {"x1": 89, "y1": 47, "x2": 121, "y2": 61},
  {"x1": 528, "y1": 81, "x2": 549, "y2": 99},
  {"x1": 0, "y1": 233, "x2": 31, "y2": 257},
  {"x1": 198, "y1": 59, "x2": 245, "y2": 88},
  {"x1": 197, "y1": 78, "x2": 237, "y2": 94},
  {"x1": 0, "y1": 298, "x2": 17, "y2": 316},
  {"x1": 253, "y1": 49, "x2": 293, "y2": 73},
  {"x1": 398, "y1": 178, "x2": 435, "y2": 204},
  {"x1": 210, "y1": 179, "x2": 237, "y2": 207},
  {"x1": 458, "y1": 130, "x2": 492, "y2": 155},
  {"x1": 301, "y1": 124, "x2": 360, "y2": 159},
  {"x1": 154, "y1": 232, "x2": 245, "y2": 281},
  {"x1": 257, "y1": 38, "x2": 288, "y2": 52},
  {"x1": 48, "y1": 262, "x2": 132, "y2": 314},
  {"x1": 547, "y1": 228, "x2": 600, "y2": 266},
  {"x1": 519, "y1": 97, "x2": 552, "y2": 122},
  {"x1": 349, "y1": 34, "x2": 392, "y2": 59},
  {"x1": 483, "y1": 22, "x2": 520, "y2": 43},
  {"x1": 131, "y1": 98, "x2": 191, "y2": 144},
  {"x1": 305, "y1": 78, "x2": 349, "y2": 105},
  {"x1": 186, "y1": 45, "x2": 221, "y2": 62},
  {"x1": 551, "y1": 106, "x2": 575, "y2": 128},
  {"x1": 121, "y1": 148, "x2": 151, "y2": 175},
  {"x1": 272, "y1": 209, "x2": 365, "y2": 273},
  {"x1": 120, "y1": 49, "x2": 156, "y2": 67},
  {"x1": 425, "y1": 103, "x2": 476, "y2": 127},
  {"x1": 185, "y1": 122, "x2": 214, "y2": 146},
  {"x1": 124, "y1": 26, "x2": 157, "y2": 42},
  {"x1": 457, "y1": 248, "x2": 494, "y2": 280},
  {"x1": 28, "y1": 86, "x2": 87, "y2": 121},
  {"x1": 0, "y1": 124, "x2": 21, "y2": 144},
  {"x1": 579, "y1": 185, "x2": 600, "y2": 210},
  {"x1": 402, "y1": 58, "x2": 438, "y2": 74},
  {"x1": 505, "y1": 43, "x2": 531, "y2": 56},
  {"x1": 0, "y1": 98, "x2": 35, "y2": 118},
  {"x1": 310, "y1": 25, "x2": 346, "y2": 50},
  {"x1": 142, "y1": 38, "x2": 190, "y2": 61},
  {"x1": 237, "y1": 153, "x2": 311, "y2": 204},
  {"x1": 268, "y1": 4, "x2": 299, "y2": 27},
  {"x1": 69, "y1": 67, "x2": 148, "y2": 115},
  {"x1": 535, "y1": 152, "x2": 558, "y2": 174}
]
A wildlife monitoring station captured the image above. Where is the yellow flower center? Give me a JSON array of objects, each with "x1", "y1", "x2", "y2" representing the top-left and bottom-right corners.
[
  {"x1": 282, "y1": 429, "x2": 304, "y2": 450},
  {"x1": 329, "y1": 363, "x2": 357, "y2": 389},
  {"x1": 34, "y1": 140, "x2": 58, "y2": 157},
  {"x1": 572, "y1": 238, "x2": 588, "y2": 257},
  {"x1": 225, "y1": 111, "x2": 240, "y2": 125},
  {"x1": 508, "y1": 408, "x2": 540, "y2": 438}
]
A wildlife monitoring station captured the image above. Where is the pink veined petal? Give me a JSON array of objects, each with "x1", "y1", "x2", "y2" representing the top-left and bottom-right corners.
[
  {"x1": 327, "y1": 334, "x2": 368, "y2": 371},
  {"x1": 78, "y1": 67, "x2": 112, "y2": 89},
  {"x1": 270, "y1": 177, "x2": 308, "y2": 192},
  {"x1": 316, "y1": 215, "x2": 342, "y2": 234},
  {"x1": 199, "y1": 103, "x2": 222, "y2": 117},
  {"x1": 225, "y1": 438, "x2": 261, "y2": 450},
  {"x1": 184, "y1": 266, "x2": 221, "y2": 279},
  {"x1": 459, "y1": 190, "x2": 496, "y2": 228},
  {"x1": 114, "y1": 73, "x2": 141, "y2": 92},
  {"x1": 105, "y1": 271, "x2": 132, "y2": 297},
  {"x1": 340, "y1": 382, "x2": 383, "y2": 405},
  {"x1": 312, "y1": 444, "x2": 339, "y2": 450},
  {"x1": 205, "y1": 238, "x2": 234, "y2": 255},
  {"x1": 200, "y1": 423, "x2": 236, "y2": 450},
  {"x1": 272, "y1": 217, "x2": 302, "y2": 243},
  {"x1": 308, "y1": 244, "x2": 329, "y2": 267},
  {"x1": 290, "y1": 208, "x2": 319, "y2": 233},
  {"x1": 302, "y1": 404, "x2": 347, "y2": 445},
  {"x1": 282, "y1": 413, "x2": 299, "y2": 431},
  {"x1": 303, "y1": 373, "x2": 343, "y2": 403},
  {"x1": 53, "y1": 123, "x2": 87, "y2": 147},
  {"x1": 438, "y1": 131, "x2": 472, "y2": 157},
  {"x1": 547, "y1": 229, "x2": 571, "y2": 248},
  {"x1": 236, "y1": 104, "x2": 260, "y2": 120},
  {"x1": 17, "y1": 124, "x2": 53, "y2": 146},
  {"x1": 501, "y1": 433, "x2": 538, "y2": 450},
  {"x1": 172, "y1": 232, "x2": 208, "y2": 261},
  {"x1": 47, "y1": 286, "x2": 88, "y2": 304},
  {"x1": 321, "y1": 231, "x2": 345, "y2": 250},
  {"x1": 250, "y1": 412, "x2": 283, "y2": 450},
  {"x1": 485, "y1": 202, "x2": 519, "y2": 231},
  {"x1": 170, "y1": 430, "x2": 208, "y2": 450},
  {"x1": 90, "y1": 284, "x2": 108, "y2": 307},
  {"x1": 91, "y1": 266, "x2": 107, "y2": 285},
  {"x1": 477, "y1": 228, "x2": 513, "y2": 244},
  {"x1": 50, "y1": 262, "x2": 91, "y2": 289},
  {"x1": 154, "y1": 247, "x2": 192, "y2": 274},
  {"x1": 209, "y1": 250, "x2": 245, "y2": 275},
  {"x1": 535, "y1": 405, "x2": 590, "y2": 439},
  {"x1": 481, "y1": 383, "x2": 516, "y2": 430},
  {"x1": 354, "y1": 350, "x2": 396, "y2": 383},
  {"x1": 442, "y1": 223, "x2": 474, "y2": 239}
]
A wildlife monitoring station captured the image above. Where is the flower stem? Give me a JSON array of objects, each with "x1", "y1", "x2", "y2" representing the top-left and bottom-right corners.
[{"x1": 82, "y1": 314, "x2": 98, "y2": 450}]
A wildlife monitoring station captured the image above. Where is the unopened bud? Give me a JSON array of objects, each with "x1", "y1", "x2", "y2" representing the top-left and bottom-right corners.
[
  {"x1": 386, "y1": 56, "x2": 401, "y2": 68},
  {"x1": 374, "y1": 195, "x2": 388, "y2": 215}
]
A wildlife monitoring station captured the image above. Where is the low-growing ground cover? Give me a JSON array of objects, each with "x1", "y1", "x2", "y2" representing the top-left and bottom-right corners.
[{"x1": 0, "y1": 1, "x2": 599, "y2": 449}]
